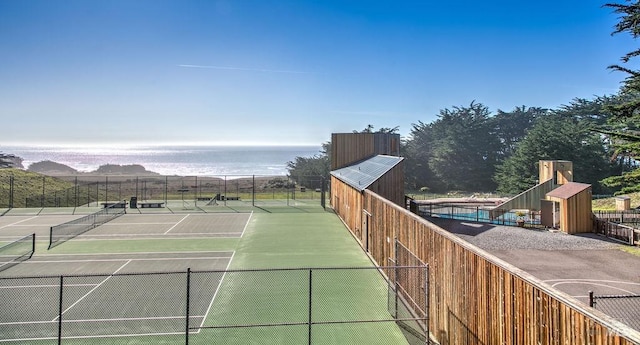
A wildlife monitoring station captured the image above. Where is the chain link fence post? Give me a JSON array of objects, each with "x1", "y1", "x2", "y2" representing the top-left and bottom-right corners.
[
  {"x1": 57, "y1": 275, "x2": 64, "y2": 345},
  {"x1": 185, "y1": 268, "x2": 191, "y2": 345},
  {"x1": 308, "y1": 269, "x2": 313, "y2": 345}
]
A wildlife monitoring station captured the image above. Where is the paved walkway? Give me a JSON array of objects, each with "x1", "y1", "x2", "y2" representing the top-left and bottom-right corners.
[{"x1": 427, "y1": 217, "x2": 640, "y2": 303}]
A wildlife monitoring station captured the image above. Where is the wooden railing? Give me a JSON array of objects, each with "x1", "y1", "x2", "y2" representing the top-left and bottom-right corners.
[{"x1": 593, "y1": 218, "x2": 639, "y2": 246}]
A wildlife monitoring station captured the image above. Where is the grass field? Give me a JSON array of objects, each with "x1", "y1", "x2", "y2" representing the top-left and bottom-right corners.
[{"x1": 0, "y1": 205, "x2": 415, "y2": 344}]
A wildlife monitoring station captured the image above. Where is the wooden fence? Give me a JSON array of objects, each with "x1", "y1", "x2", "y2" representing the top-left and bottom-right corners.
[
  {"x1": 354, "y1": 190, "x2": 640, "y2": 344},
  {"x1": 594, "y1": 210, "x2": 640, "y2": 225},
  {"x1": 593, "y1": 218, "x2": 639, "y2": 246}
]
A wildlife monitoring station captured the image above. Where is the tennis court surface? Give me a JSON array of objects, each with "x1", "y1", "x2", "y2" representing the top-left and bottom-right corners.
[
  {"x1": 0, "y1": 213, "x2": 251, "y2": 248},
  {"x1": 70, "y1": 213, "x2": 252, "y2": 240},
  {"x1": 0, "y1": 251, "x2": 233, "y2": 342},
  {"x1": 0, "y1": 207, "x2": 425, "y2": 344}
]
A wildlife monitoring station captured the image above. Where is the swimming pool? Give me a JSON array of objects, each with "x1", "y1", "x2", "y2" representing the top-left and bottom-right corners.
[{"x1": 419, "y1": 204, "x2": 540, "y2": 226}]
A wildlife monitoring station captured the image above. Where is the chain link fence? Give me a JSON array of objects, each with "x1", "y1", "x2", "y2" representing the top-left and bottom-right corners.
[
  {"x1": 590, "y1": 292, "x2": 640, "y2": 332},
  {"x1": 1, "y1": 266, "x2": 428, "y2": 344},
  {"x1": 386, "y1": 239, "x2": 430, "y2": 345},
  {"x1": 0, "y1": 174, "x2": 327, "y2": 209}
]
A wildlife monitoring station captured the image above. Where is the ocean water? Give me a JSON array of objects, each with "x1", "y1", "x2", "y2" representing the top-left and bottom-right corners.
[{"x1": 2, "y1": 145, "x2": 322, "y2": 176}]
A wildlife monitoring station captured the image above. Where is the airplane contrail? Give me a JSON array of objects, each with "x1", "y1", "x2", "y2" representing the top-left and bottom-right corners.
[{"x1": 178, "y1": 64, "x2": 311, "y2": 74}]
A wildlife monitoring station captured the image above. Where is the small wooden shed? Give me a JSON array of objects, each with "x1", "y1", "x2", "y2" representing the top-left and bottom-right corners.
[{"x1": 542, "y1": 182, "x2": 592, "y2": 234}]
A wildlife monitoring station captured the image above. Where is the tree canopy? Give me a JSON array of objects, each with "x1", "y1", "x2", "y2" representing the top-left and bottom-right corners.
[
  {"x1": 495, "y1": 113, "x2": 611, "y2": 194},
  {"x1": 287, "y1": 3, "x2": 639, "y2": 196}
]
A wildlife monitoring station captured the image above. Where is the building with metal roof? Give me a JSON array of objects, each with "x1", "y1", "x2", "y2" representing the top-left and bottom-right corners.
[{"x1": 330, "y1": 155, "x2": 404, "y2": 192}]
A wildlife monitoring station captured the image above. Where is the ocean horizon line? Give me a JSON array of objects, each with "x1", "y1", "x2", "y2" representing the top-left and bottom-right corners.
[
  {"x1": 1, "y1": 142, "x2": 322, "y2": 149},
  {"x1": 3, "y1": 144, "x2": 322, "y2": 176}
]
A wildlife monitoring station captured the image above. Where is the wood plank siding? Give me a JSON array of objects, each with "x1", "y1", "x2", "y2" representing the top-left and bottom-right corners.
[
  {"x1": 546, "y1": 183, "x2": 593, "y2": 234},
  {"x1": 331, "y1": 132, "x2": 401, "y2": 170},
  {"x1": 539, "y1": 160, "x2": 573, "y2": 185},
  {"x1": 331, "y1": 175, "x2": 364, "y2": 240},
  {"x1": 366, "y1": 159, "x2": 405, "y2": 206},
  {"x1": 336, "y1": 189, "x2": 640, "y2": 344}
]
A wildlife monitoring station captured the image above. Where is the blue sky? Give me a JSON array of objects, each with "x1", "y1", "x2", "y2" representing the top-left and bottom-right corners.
[{"x1": 0, "y1": 0, "x2": 633, "y2": 146}]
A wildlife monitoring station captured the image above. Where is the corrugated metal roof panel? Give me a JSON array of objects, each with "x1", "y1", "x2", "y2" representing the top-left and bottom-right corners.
[{"x1": 330, "y1": 155, "x2": 404, "y2": 192}]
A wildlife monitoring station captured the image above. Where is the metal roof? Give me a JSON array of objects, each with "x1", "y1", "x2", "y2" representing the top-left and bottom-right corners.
[
  {"x1": 545, "y1": 182, "x2": 591, "y2": 200},
  {"x1": 330, "y1": 155, "x2": 404, "y2": 192}
]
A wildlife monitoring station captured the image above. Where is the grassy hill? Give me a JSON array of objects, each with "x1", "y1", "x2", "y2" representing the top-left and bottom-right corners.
[
  {"x1": 0, "y1": 168, "x2": 75, "y2": 208},
  {"x1": 591, "y1": 192, "x2": 640, "y2": 211}
]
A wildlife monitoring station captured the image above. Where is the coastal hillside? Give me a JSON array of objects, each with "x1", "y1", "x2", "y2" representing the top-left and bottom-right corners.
[
  {"x1": 25, "y1": 161, "x2": 158, "y2": 176},
  {"x1": 0, "y1": 168, "x2": 75, "y2": 208}
]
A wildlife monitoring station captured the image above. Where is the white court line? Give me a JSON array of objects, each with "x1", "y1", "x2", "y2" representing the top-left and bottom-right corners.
[
  {"x1": 102, "y1": 222, "x2": 177, "y2": 225},
  {"x1": 550, "y1": 281, "x2": 638, "y2": 295},
  {"x1": 37, "y1": 250, "x2": 234, "y2": 256},
  {"x1": 1, "y1": 315, "x2": 206, "y2": 326},
  {"x1": 52, "y1": 260, "x2": 132, "y2": 322},
  {"x1": 543, "y1": 278, "x2": 640, "y2": 286},
  {"x1": 0, "y1": 283, "x2": 96, "y2": 290},
  {"x1": 0, "y1": 330, "x2": 187, "y2": 343},
  {"x1": 0, "y1": 216, "x2": 38, "y2": 229},
  {"x1": 81, "y1": 232, "x2": 242, "y2": 237},
  {"x1": 5, "y1": 224, "x2": 60, "y2": 227},
  {"x1": 23, "y1": 257, "x2": 231, "y2": 264},
  {"x1": 197, "y1": 251, "x2": 236, "y2": 332},
  {"x1": 164, "y1": 214, "x2": 190, "y2": 234},
  {"x1": 240, "y1": 211, "x2": 253, "y2": 238},
  {"x1": 66, "y1": 236, "x2": 242, "y2": 242},
  {"x1": 2, "y1": 253, "x2": 231, "y2": 342}
]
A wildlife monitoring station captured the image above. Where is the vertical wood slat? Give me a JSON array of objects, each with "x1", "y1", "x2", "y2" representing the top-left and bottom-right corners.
[
  {"x1": 331, "y1": 133, "x2": 401, "y2": 170},
  {"x1": 340, "y1": 189, "x2": 640, "y2": 345}
]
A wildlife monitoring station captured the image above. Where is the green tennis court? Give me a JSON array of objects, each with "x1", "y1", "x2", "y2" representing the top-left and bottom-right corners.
[
  {"x1": 0, "y1": 252, "x2": 233, "y2": 342},
  {"x1": 0, "y1": 206, "x2": 424, "y2": 344}
]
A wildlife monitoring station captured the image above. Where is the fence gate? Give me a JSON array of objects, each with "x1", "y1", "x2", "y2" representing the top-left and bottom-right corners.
[{"x1": 389, "y1": 239, "x2": 430, "y2": 345}]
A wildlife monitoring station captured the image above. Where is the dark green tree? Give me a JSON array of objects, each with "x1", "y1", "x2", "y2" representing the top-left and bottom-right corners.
[
  {"x1": 587, "y1": 2, "x2": 640, "y2": 193},
  {"x1": 603, "y1": 1, "x2": 640, "y2": 120},
  {"x1": 286, "y1": 142, "x2": 330, "y2": 189},
  {"x1": 353, "y1": 124, "x2": 400, "y2": 134},
  {"x1": 495, "y1": 114, "x2": 610, "y2": 194},
  {"x1": 404, "y1": 121, "x2": 443, "y2": 191},
  {"x1": 489, "y1": 106, "x2": 545, "y2": 160},
  {"x1": 556, "y1": 96, "x2": 616, "y2": 125},
  {"x1": 426, "y1": 102, "x2": 500, "y2": 192}
]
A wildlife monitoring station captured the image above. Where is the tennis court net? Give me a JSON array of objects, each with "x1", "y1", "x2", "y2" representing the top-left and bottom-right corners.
[
  {"x1": 48, "y1": 205, "x2": 125, "y2": 249},
  {"x1": 0, "y1": 233, "x2": 35, "y2": 272}
]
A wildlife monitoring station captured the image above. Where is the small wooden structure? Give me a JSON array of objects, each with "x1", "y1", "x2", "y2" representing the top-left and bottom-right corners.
[
  {"x1": 616, "y1": 196, "x2": 632, "y2": 211},
  {"x1": 539, "y1": 160, "x2": 573, "y2": 185},
  {"x1": 542, "y1": 182, "x2": 592, "y2": 234},
  {"x1": 493, "y1": 159, "x2": 595, "y2": 234},
  {"x1": 330, "y1": 133, "x2": 404, "y2": 249}
]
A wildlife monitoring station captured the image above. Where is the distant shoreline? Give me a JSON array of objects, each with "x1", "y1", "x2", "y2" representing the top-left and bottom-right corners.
[{"x1": 3, "y1": 145, "x2": 322, "y2": 176}]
